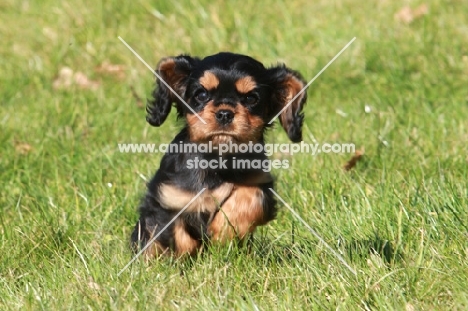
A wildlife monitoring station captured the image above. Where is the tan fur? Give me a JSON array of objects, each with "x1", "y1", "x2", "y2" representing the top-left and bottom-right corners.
[
  {"x1": 208, "y1": 186, "x2": 266, "y2": 242},
  {"x1": 173, "y1": 220, "x2": 200, "y2": 256},
  {"x1": 199, "y1": 71, "x2": 220, "y2": 90},
  {"x1": 235, "y1": 76, "x2": 257, "y2": 93},
  {"x1": 158, "y1": 59, "x2": 176, "y2": 80},
  {"x1": 279, "y1": 74, "x2": 306, "y2": 130},
  {"x1": 137, "y1": 222, "x2": 169, "y2": 260},
  {"x1": 157, "y1": 58, "x2": 187, "y2": 95},
  {"x1": 142, "y1": 241, "x2": 167, "y2": 260},
  {"x1": 187, "y1": 102, "x2": 264, "y2": 144},
  {"x1": 158, "y1": 183, "x2": 233, "y2": 212}
]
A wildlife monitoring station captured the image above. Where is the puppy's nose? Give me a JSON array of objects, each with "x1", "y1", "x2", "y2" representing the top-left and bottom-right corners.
[{"x1": 215, "y1": 110, "x2": 234, "y2": 125}]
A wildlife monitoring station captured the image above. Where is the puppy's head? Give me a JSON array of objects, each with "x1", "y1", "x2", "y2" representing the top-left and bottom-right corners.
[{"x1": 147, "y1": 52, "x2": 307, "y2": 144}]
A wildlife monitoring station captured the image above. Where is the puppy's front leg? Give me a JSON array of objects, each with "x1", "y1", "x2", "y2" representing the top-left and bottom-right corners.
[
  {"x1": 208, "y1": 186, "x2": 273, "y2": 242},
  {"x1": 130, "y1": 212, "x2": 171, "y2": 259}
]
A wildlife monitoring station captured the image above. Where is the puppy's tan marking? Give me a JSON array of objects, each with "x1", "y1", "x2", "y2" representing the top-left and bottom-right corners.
[
  {"x1": 187, "y1": 102, "x2": 264, "y2": 144},
  {"x1": 234, "y1": 104, "x2": 264, "y2": 142},
  {"x1": 142, "y1": 241, "x2": 168, "y2": 260},
  {"x1": 199, "y1": 71, "x2": 219, "y2": 90},
  {"x1": 157, "y1": 58, "x2": 188, "y2": 95},
  {"x1": 208, "y1": 186, "x2": 266, "y2": 242},
  {"x1": 235, "y1": 76, "x2": 257, "y2": 94},
  {"x1": 135, "y1": 222, "x2": 169, "y2": 260},
  {"x1": 173, "y1": 220, "x2": 200, "y2": 256},
  {"x1": 158, "y1": 183, "x2": 233, "y2": 212},
  {"x1": 158, "y1": 58, "x2": 176, "y2": 80},
  {"x1": 279, "y1": 74, "x2": 306, "y2": 134}
]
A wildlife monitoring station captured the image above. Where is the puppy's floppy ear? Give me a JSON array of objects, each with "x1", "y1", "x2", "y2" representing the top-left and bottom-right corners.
[
  {"x1": 146, "y1": 55, "x2": 199, "y2": 126},
  {"x1": 267, "y1": 66, "x2": 307, "y2": 142}
]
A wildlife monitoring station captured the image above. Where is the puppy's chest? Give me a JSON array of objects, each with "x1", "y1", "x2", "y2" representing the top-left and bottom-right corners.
[
  {"x1": 158, "y1": 182, "x2": 235, "y2": 213},
  {"x1": 157, "y1": 182, "x2": 269, "y2": 215}
]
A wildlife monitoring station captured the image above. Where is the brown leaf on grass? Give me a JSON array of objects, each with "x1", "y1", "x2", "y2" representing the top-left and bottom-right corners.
[
  {"x1": 130, "y1": 85, "x2": 144, "y2": 109},
  {"x1": 343, "y1": 149, "x2": 364, "y2": 171},
  {"x1": 14, "y1": 141, "x2": 33, "y2": 155},
  {"x1": 394, "y1": 4, "x2": 428, "y2": 24},
  {"x1": 95, "y1": 61, "x2": 126, "y2": 79},
  {"x1": 53, "y1": 67, "x2": 100, "y2": 90}
]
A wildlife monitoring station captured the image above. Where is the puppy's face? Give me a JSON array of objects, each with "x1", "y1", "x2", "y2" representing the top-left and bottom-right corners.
[
  {"x1": 147, "y1": 52, "x2": 307, "y2": 144},
  {"x1": 185, "y1": 56, "x2": 272, "y2": 145}
]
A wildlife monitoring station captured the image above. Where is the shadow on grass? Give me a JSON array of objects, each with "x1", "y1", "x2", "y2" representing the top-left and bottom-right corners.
[
  {"x1": 338, "y1": 235, "x2": 403, "y2": 264},
  {"x1": 248, "y1": 234, "x2": 403, "y2": 266},
  {"x1": 141, "y1": 233, "x2": 403, "y2": 279}
]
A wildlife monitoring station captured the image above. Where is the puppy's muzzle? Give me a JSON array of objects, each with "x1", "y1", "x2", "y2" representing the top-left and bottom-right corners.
[{"x1": 215, "y1": 109, "x2": 234, "y2": 125}]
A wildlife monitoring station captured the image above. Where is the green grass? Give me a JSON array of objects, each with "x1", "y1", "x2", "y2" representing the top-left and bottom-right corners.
[{"x1": 1, "y1": 0, "x2": 468, "y2": 309}]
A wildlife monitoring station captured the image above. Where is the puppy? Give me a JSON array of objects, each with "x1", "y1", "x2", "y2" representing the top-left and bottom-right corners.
[{"x1": 131, "y1": 52, "x2": 307, "y2": 258}]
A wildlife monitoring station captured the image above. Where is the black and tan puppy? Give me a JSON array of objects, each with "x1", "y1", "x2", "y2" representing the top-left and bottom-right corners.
[{"x1": 131, "y1": 52, "x2": 307, "y2": 258}]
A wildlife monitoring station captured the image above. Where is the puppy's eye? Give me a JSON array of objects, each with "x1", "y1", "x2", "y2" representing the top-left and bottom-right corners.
[
  {"x1": 194, "y1": 90, "x2": 210, "y2": 103},
  {"x1": 244, "y1": 94, "x2": 258, "y2": 105}
]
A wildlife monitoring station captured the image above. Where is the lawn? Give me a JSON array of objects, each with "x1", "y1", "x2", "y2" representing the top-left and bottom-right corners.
[{"x1": 1, "y1": 0, "x2": 468, "y2": 309}]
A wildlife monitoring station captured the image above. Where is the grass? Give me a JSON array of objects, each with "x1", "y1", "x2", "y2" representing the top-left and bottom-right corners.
[{"x1": 1, "y1": 0, "x2": 468, "y2": 309}]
